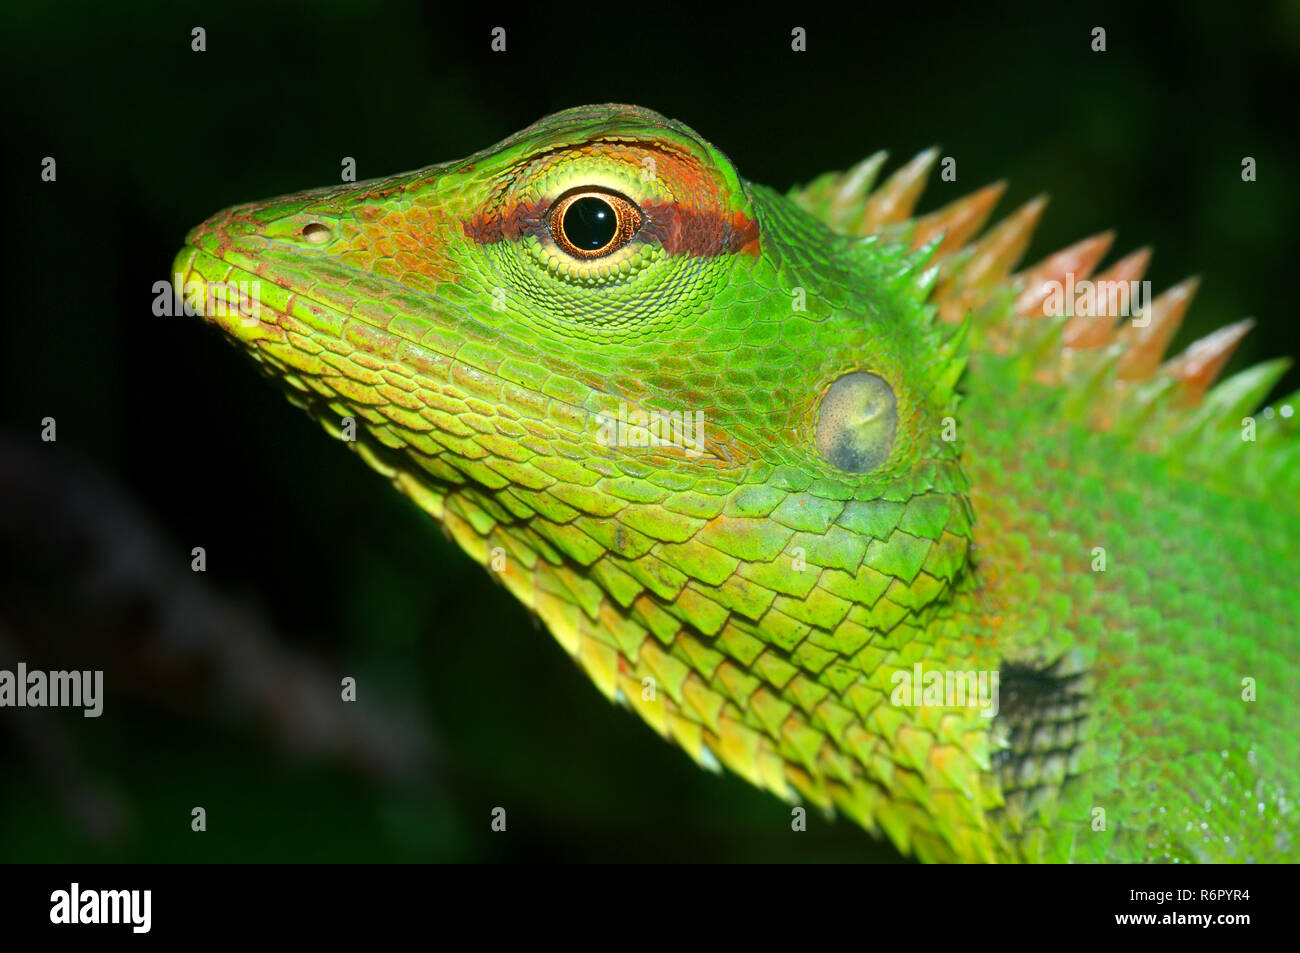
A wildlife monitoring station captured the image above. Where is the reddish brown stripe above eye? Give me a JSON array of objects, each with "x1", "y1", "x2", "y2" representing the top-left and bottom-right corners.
[
  {"x1": 462, "y1": 202, "x2": 759, "y2": 258},
  {"x1": 640, "y1": 203, "x2": 759, "y2": 257},
  {"x1": 462, "y1": 203, "x2": 544, "y2": 244}
]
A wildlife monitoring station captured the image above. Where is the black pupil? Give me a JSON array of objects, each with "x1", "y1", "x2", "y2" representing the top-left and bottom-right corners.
[{"x1": 563, "y1": 197, "x2": 617, "y2": 251}]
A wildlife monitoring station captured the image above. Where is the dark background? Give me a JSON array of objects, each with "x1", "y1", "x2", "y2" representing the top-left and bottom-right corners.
[{"x1": 1, "y1": 0, "x2": 1297, "y2": 862}]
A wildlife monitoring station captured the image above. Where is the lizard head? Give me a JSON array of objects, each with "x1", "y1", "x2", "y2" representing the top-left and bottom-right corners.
[
  {"x1": 175, "y1": 102, "x2": 967, "y2": 506},
  {"x1": 175, "y1": 104, "x2": 979, "y2": 842}
]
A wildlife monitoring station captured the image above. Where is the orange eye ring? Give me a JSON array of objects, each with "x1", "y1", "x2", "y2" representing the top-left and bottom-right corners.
[{"x1": 548, "y1": 189, "x2": 643, "y2": 259}]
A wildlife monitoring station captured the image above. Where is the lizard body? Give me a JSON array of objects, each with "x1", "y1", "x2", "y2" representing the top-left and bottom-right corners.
[{"x1": 174, "y1": 104, "x2": 1299, "y2": 862}]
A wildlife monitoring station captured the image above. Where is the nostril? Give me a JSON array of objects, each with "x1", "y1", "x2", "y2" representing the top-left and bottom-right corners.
[{"x1": 301, "y1": 222, "x2": 331, "y2": 244}]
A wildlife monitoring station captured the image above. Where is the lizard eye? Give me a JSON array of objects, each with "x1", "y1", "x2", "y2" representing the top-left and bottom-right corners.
[{"x1": 548, "y1": 189, "x2": 642, "y2": 259}]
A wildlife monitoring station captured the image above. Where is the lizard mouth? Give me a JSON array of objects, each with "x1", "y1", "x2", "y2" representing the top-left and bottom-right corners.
[
  {"x1": 171, "y1": 247, "x2": 270, "y2": 346},
  {"x1": 171, "y1": 187, "x2": 485, "y2": 399},
  {"x1": 172, "y1": 237, "x2": 489, "y2": 424},
  {"x1": 171, "y1": 240, "x2": 352, "y2": 360},
  {"x1": 171, "y1": 195, "x2": 368, "y2": 355},
  {"x1": 171, "y1": 237, "x2": 730, "y2": 471}
]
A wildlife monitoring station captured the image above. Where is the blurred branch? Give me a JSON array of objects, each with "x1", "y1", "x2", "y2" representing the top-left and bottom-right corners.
[{"x1": 0, "y1": 435, "x2": 436, "y2": 840}]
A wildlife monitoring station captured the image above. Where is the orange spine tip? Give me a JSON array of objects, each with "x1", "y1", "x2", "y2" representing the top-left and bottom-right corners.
[
  {"x1": 1014, "y1": 231, "x2": 1115, "y2": 318},
  {"x1": 860, "y1": 147, "x2": 940, "y2": 232},
  {"x1": 964, "y1": 195, "x2": 1048, "y2": 288},
  {"x1": 1163, "y1": 318, "x2": 1255, "y2": 406},
  {"x1": 1116, "y1": 277, "x2": 1200, "y2": 380},
  {"x1": 910, "y1": 182, "x2": 1007, "y2": 255},
  {"x1": 1063, "y1": 246, "x2": 1153, "y2": 349}
]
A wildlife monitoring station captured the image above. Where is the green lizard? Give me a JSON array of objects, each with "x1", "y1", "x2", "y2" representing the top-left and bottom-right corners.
[{"x1": 173, "y1": 104, "x2": 1299, "y2": 863}]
